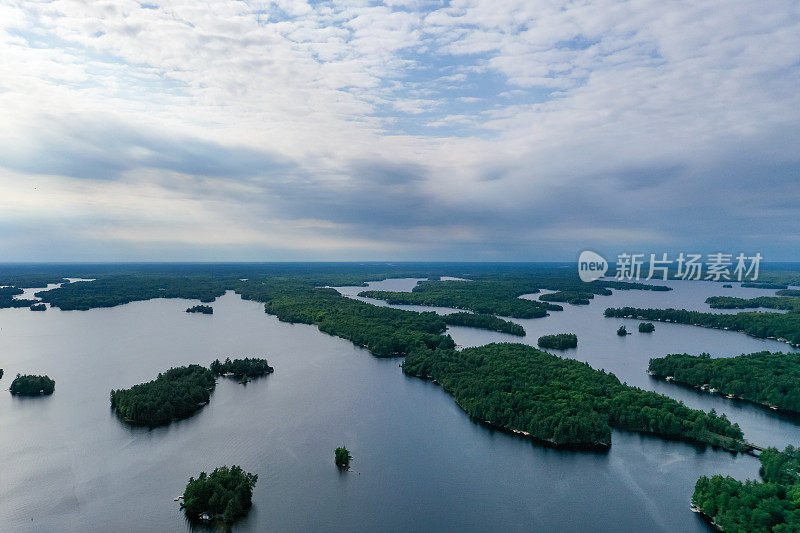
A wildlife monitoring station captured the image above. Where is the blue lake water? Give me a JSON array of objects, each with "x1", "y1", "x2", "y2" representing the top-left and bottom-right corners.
[{"x1": 0, "y1": 278, "x2": 797, "y2": 532}]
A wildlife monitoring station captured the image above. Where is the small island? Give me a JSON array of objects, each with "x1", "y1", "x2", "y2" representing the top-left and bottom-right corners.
[
  {"x1": 638, "y1": 322, "x2": 655, "y2": 333},
  {"x1": 616, "y1": 325, "x2": 628, "y2": 336},
  {"x1": 335, "y1": 446, "x2": 352, "y2": 468},
  {"x1": 722, "y1": 284, "x2": 733, "y2": 288},
  {"x1": 10, "y1": 374, "x2": 55, "y2": 395},
  {"x1": 182, "y1": 465, "x2": 258, "y2": 524},
  {"x1": 29, "y1": 303, "x2": 46, "y2": 311},
  {"x1": 110, "y1": 365, "x2": 216, "y2": 426},
  {"x1": 186, "y1": 304, "x2": 213, "y2": 314},
  {"x1": 537, "y1": 333, "x2": 578, "y2": 350},
  {"x1": 210, "y1": 357, "x2": 274, "y2": 380}
]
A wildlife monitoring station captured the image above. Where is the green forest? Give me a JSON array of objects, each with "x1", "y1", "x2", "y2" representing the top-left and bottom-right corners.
[
  {"x1": 443, "y1": 312, "x2": 525, "y2": 335},
  {"x1": 605, "y1": 307, "x2": 800, "y2": 346},
  {"x1": 210, "y1": 357, "x2": 274, "y2": 378},
  {"x1": 402, "y1": 343, "x2": 746, "y2": 451},
  {"x1": 648, "y1": 352, "x2": 800, "y2": 412},
  {"x1": 110, "y1": 365, "x2": 216, "y2": 426},
  {"x1": 0, "y1": 286, "x2": 37, "y2": 309},
  {"x1": 182, "y1": 465, "x2": 258, "y2": 524},
  {"x1": 537, "y1": 333, "x2": 578, "y2": 349},
  {"x1": 10, "y1": 374, "x2": 55, "y2": 395},
  {"x1": 693, "y1": 446, "x2": 800, "y2": 531},
  {"x1": 706, "y1": 296, "x2": 800, "y2": 311}
]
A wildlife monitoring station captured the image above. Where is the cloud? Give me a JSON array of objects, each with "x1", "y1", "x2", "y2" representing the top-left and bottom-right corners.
[{"x1": 0, "y1": 0, "x2": 798, "y2": 260}]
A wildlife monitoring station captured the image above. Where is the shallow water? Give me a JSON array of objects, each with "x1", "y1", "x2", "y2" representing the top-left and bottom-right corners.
[{"x1": 0, "y1": 279, "x2": 796, "y2": 532}]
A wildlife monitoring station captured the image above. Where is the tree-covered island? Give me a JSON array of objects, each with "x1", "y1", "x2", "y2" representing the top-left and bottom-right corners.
[
  {"x1": 182, "y1": 465, "x2": 258, "y2": 524},
  {"x1": 692, "y1": 446, "x2": 800, "y2": 531},
  {"x1": 10, "y1": 374, "x2": 55, "y2": 395},
  {"x1": 537, "y1": 333, "x2": 578, "y2": 349},
  {"x1": 210, "y1": 357, "x2": 274, "y2": 378},
  {"x1": 402, "y1": 343, "x2": 747, "y2": 452},
  {"x1": 639, "y1": 322, "x2": 655, "y2": 333},
  {"x1": 335, "y1": 446, "x2": 352, "y2": 468},
  {"x1": 110, "y1": 365, "x2": 216, "y2": 426},
  {"x1": 186, "y1": 304, "x2": 213, "y2": 314},
  {"x1": 648, "y1": 351, "x2": 800, "y2": 413}
]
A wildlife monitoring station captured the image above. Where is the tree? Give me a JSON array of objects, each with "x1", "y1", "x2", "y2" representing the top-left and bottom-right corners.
[{"x1": 335, "y1": 446, "x2": 352, "y2": 468}]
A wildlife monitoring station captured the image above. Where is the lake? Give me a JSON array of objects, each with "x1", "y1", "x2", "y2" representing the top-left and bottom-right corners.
[{"x1": 0, "y1": 278, "x2": 797, "y2": 532}]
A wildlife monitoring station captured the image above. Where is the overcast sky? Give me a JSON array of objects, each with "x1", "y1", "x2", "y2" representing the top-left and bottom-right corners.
[{"x1": 1, "y1": 0, "x2": 799, "y2": 261}]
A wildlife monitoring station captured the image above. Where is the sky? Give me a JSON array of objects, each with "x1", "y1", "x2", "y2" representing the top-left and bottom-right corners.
[{"x1": 1, "y1": 0, "x2": 799, "y2": 262}]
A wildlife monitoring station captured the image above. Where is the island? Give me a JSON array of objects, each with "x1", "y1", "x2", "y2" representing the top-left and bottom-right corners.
[
  {"x1": 638, "y1": 322, "x2": 655, "y2": 333},
  {"x1": 210, "y1": 357, "x2": 274, "y2": 379},
  {"x1": 10, "y1": 374, "x2": 55, "y2": 395},
  {"x1": 539, "y1": 290, "x2": 594, "y2": 305},
  {"x1": 617, "y1": 325, "x2": 628, "y2": 336},
  {"x1": 604, "y1": 306, "x2": 800, "y2": 347},
  {"x1": 335, "y1": 446, "x2": 352, "y2": 468},
  {"x1": 110, "y1": 365, "x2": 216, "y2": 426},
  {"x1": 648, "y1": 351, "x2": 800, "y2": 413},
  {"x1": 186, "y1": 304, "x2": 213, "y2": 314},
  {"x1": 692, "y1": 446, "x2": 800, "y2": 531},
  {"x1": 402, "y1": 343, "x2": 747, "y2": 451},
  {"x1": 443, "y1": 312, "x2": 525, "y2": 336},
  {"x1": 29, "y1": 303, "x2": 46, "y2": 311},
  {"x1": 182, "y1": 465, "x2": 258, "y2": 524},
  {"x1": 537, "y1": 333, "x2": 578, "y2": 349},
  {"x1": 705, "y1": 295, "x2": 800, "y2": 311},
  {"x1": 722, "y1": 284, "x2": 733, "y2": 288}
]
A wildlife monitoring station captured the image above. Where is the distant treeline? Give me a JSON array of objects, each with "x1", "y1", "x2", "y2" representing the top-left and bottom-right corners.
[
  {"x1": 741, "y1": 282, "x2": 788, "y2": 289},
  {"x1": 0, "y1": 286, "x2": 37, "y2": 309},
  {"x1": 402, "y1": 343, "x2": 746, "y2": 451},
  {"x1": 10, "y1": 374, "x2": 55, "y2": 396},
  {"x1": 604, "y1": 307, "x2": 800, "y2": 346},
  {"x1": 649, "y1": 351, "x2": 800, "y2": 413},
  {"x1": 110, "y1": 365, "x2": 216, "y2": 426},
  {"x1": 706, "y1": 296, "x2": 800, "y2": 311},
  {"x1": 537, "y1": 333, "x2": 578, "y2": 349},
  {"x1": 693, "y1": 446, "x2": 800, "y2": 531}
]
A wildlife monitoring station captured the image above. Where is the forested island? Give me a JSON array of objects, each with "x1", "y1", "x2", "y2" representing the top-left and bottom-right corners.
[
  {"x1": 539, "y1": 291, "x2": 593, "y2": 305},
  {"x1": 211, "y1": 357, "x2": 274, "y2": 378},
  {"x1": 359, "y1": 275, "x2": 670, "y2": 319},
  {"x1": 741, "y1": 282, "x2": 789, "y2": 289},
  {"x1": 110, "y1": 365, "x2": 216, "y2": 426},
  {"x1": 706, "y1": 295, "x2": 800, "y2": 311},
  {"x1": 537, "y1": 333, "x2": 578, "y2": 349},
  {"x1": 182, "y1": 465, "x2": 258, "y2": 524},
  {"x1": 29, "y1": 303, "x2": 46, "y2": 311},
  {"x1": 335, "y1": 446, "x2": 352, "y2": 468},
  {"x1": 617, "y1": 325, "x2": 628, "y2": 336},
  {"x1": 186, "y1": 304, "x2": 213, "y2": 314},
  {"x1": 639, "y1": 322, "x2": 655, "y2": 333},
  {"x1": 402, "y1": 343, "x2": 747, "y2": 451},
  {"x1": 693, "y1": 446, "x2": 800, "y2": 531},
  {"x1": 10, "y1": 374, "x2": 55, "y2": 396},
  {"x1": 777, "y1": 289, "x2": 800, "y2": 297},
  {"x1": 605, "y1": 307, "x2": 800, "y2": 346},
  {"x1": 443, "y1": 312, "x2": 525, "y2": 335},
  {"x1": 648, "y1": 351, "x2": 800, "y2": 413}
]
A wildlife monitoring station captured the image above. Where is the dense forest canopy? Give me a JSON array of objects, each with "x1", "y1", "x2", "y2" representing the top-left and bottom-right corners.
[
  {"x1": 182, "y1": 465, "x2": 258, "y2": 524},
  {"x1": 442, "y1": 312, "x2": 525, "y2": 336},
  {"x1": 402, "y1": 343, "x2": 746, "y2": 451},
  {"x1": 693, "y1": 446, "x2": 800, "y2": 531},
  {"x1": 537, "y1": 333, "x2": 578, "y2": 349},
  {"x1": 605, "y1": 307, "x2": 800, "y2": 346},
  {"x1": 211, "y1": 357, "x2": 274, "y2": 378},
  {"x1": 110, "y1": 365, "x2": 216, "y2": 426},
  {"x1": 648, "y1": 351, "x2": 800, "y2": 412},
  {"x1": 706, "y1": 296, "x2": 800, "y2": 311},
  {"x1": 10, "y1": 374, "x2": 55, "y2": 395}
]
